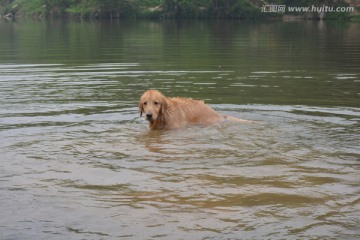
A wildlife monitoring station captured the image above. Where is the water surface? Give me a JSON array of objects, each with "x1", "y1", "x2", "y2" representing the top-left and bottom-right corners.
[{"x1": 0, "y1": 20, "x2": 359, "y2": 239}]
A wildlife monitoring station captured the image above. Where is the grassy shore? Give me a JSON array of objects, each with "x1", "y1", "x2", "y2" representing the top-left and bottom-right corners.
[{"x1": 0, "y1": 0, "x2": 359, "y2": 21}]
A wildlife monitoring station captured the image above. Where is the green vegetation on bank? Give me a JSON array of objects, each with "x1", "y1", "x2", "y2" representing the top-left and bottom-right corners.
[{"x1": 0, "y1": 0, "x2": 358, "y2": 20}]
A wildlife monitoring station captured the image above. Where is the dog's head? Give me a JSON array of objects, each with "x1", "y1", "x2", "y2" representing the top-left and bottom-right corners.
[{"x1": 139, "y1": 90, "x2": 168, "y2": 122}]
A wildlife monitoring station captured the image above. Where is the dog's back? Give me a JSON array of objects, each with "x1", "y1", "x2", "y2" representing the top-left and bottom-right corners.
[{"x1": 166, "y1": 97, "x2": 223, "y2": 127}]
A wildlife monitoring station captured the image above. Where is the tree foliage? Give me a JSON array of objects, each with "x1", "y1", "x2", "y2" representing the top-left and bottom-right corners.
[{"x1": 0, "y1": 0, "x2": 355, "y2": 19}]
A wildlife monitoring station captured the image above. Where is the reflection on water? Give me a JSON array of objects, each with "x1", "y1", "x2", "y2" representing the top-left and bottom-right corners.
[{"x1": 0, "y1": 20, "x2": 360, "y2": 239}]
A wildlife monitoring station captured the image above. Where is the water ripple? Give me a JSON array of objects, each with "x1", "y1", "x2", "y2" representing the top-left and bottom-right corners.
[{"x1": 0, "y1": 62, "x2": 359, "y2": 240}]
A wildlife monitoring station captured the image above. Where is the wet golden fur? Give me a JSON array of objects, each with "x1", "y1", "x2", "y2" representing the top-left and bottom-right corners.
[{"x1": 139, "y1": 90, "x2": 252, "y2": 130}]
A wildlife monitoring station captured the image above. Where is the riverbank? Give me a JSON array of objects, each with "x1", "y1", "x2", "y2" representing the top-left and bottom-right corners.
[
  {"x1": 0, "y1": 0, "x2": 262, "y2": 20},
  {"x1": 1, "y1": 0, "x2": 359, "y2": 21}
]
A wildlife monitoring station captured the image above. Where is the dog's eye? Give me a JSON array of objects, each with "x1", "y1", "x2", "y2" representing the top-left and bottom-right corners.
[
  {"x1": 143, "y1": 102, "x2": 147, "y2": 106},
  {"x1": 154, "y1": 101, "x2": 159, "y2": 105}
]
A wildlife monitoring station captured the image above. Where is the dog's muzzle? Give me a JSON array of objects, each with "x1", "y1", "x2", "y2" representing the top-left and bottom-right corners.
[{"x1": 146, "y1": 113, "x2": 153, "y2": 121}]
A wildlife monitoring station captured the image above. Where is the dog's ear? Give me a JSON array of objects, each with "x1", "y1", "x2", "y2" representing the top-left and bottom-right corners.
[
  {"x1": 160, "y1": 96, "x2": 168, "y2": 115},
  {"x1": 139, "y1": 101, "x2": 144, "y2": 117}
]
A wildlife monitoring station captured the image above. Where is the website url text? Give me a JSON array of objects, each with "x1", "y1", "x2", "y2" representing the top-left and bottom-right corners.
[{"x1": 261, "y1": 5, "x2": 354, "y2": 13}]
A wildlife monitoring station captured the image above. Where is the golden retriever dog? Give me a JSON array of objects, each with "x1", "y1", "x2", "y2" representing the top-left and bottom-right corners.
[{"x1": 139, "y1": 90, "x2": 253, "y2": 130}]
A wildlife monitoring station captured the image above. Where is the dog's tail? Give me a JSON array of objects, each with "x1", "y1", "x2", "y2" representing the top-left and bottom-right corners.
[{"x1": 223, "y1": 115, "x2": 259, "y2": 124}]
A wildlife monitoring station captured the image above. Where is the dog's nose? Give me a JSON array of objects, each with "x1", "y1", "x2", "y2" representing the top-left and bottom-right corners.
[{"x1": 146, "y1": 113, "x2": 153, "y2": 120}]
